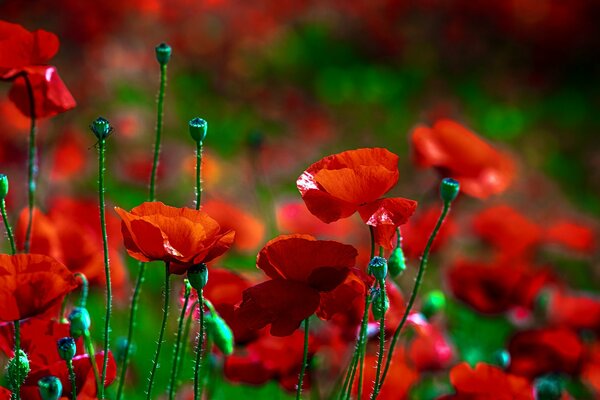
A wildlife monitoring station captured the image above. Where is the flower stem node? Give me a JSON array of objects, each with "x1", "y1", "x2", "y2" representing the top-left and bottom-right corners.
[
  {"x1": 57, "y1": 337, "x2": 76, "y2": 361},
  {"x1": 371, "y1": 288, "x2": 389, "y2": 321},
  {"x1": 368, "y1": 256, "x2": 388, "y2": 281},
  {"x1": 421, "y1": 290, "x2": 446, "y2": 320},
  {"x1": 387, "y1": 247, "x2": 406, "y2": 278},
  {"x1": 37, "y1": 376, "x2": 63, "y2": 400},
  {"x1": 206, "y1": 313, "x2": 234, "y2": 356},
  {"x1": 187, "y1": 263, "x2": 209, "y2": 291},
  {"x1": 0, "y1": 174, "x2": 8, "y2": 200},
  {"x1": 155, "y1": 43, "x2": 172, "y2": 65},
  {"x1": 189, "y1": 117, "x2": 208, "y2": 143},
  {"x1": 534, "y1": 375, "x2": 563, "y2": 400},
  {"x1": 68, "y1": 307, "x2": 91, "y2": 338},
  {"x1": 8, "y1": 349, "x2": 30, "y2": 391},
  {"x1": 90, "y1": 117, "x2": 112, "y2": 141},
  {"x1": 440, "y1": 178, "x2": 460, "y2": 204}
]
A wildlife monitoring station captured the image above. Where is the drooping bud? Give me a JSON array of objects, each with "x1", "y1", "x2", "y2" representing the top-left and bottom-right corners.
[
  {"x1": 387, "y1": 247, "x2": 406, "y2": 278},
  {"x1": 37, "y1": 376, "x2": 63, "y2": 400},
  {"x1": 0, "y1": 174, "x2": 8, "y2": 200},
  {"x1": 205, "y1": 313, "x2": 234, "y2": 356},
  {"x1": 534, "y1": 375, "x2": 562, "y2": 400},
  {"x1": 491, "y1": 349, "x2": 511, "y2": 369},
  {"x1": 7, "y1": 349, "x2": 30, "y2": 391},
  {"x1": 57, "y1": 337, "x2": 76, "y2": 361},
  {"x1": 188, "y1": 117, "x2": 208, "y2": 143},
  {"x1": 368, "y1": 256, "x2": 388, "y2": 281},
  {"x1": 440, "y1": 178, "x2": 460, "y2": 204},
  {"x1": 155, "y1": 43, "x2": 172, "y2": 65},
  {"x1": 90, "y1": 117, "x2": 112, "y2": 141},
  {"x1": 421, "y1": 290, "x2": 446, "y2": 320},
  {"x1": 68, "y1": 307, "x2": 91, "y2": 338},
  {"x1": 187, "y1": 263, "x2": 208, "y2": 291},
  {"x1": 371, "y1": 288, "x2": 389, "y2": 321}
]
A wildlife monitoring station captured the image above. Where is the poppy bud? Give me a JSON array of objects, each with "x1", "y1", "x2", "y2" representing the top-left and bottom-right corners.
[
  {"x1": 7, "y1": 349, "x2": 30, "y2": 390},
  {"x1": 57, "y1": 337, "x2": 76, "y2": 361},
  {"x1": 440, "y1": 178, "x2": 460, "y2": 204},
  {"x1": 206, "y1": 313, "x2": 234, "y2": 356},
  {"x1": 90, "y1": 117, "x2": 112, "y2": 141},
  {"x1": 368, "y1": 256, "x2": 388, "y2": 281},
  {"x1": 37, "y1": 376, "x2": 63, "y2": 400},
  {"x1": 0, "y1": 174, "x2": 8, "y2": 200},
  {"x1": 189, "y1": 117, "x2": 208, "y2": 143},
  {"x1": 188, "y1": 263, "x2": 208, "y2": 291},
  {"x1": 68, "y1": 307, "x2": 91, "y2": 338},
  {"x1": 534, "y1": 375, "x2": 562, "y2": 400},
  {"x1": 388, "y1": 247, "x2": 406, "y2": 278},
  {"x1": 155, "y1": 43, "x2": 172, "y2": 65},
  {"x1": 492, "y1": 349, "x2": 510, "y2": 369},
  {"x1": 421, "y1": 290, "x2": 446, "y2": 320},
  {"x1": 371, "y1": 288, "x2": 389, "y2": 321}
]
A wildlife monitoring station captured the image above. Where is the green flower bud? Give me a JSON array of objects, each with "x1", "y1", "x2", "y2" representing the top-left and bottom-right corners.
[
  {"x1": 188, "y1": 117, "x2": 208, "y2": 143},
  {"x1": 37, "y1": 376, "x2": 63, "y2": 400},
  {"x1": 534, "y1": 375, "x2": 562, "y2": 400},
  {"x1": 57, "y1": 337, "x2": 76, "y2": 361},
  {"x1": 8, "y1": 349, "x2": 30, "y2": 391},
  {"x1": 155, "y1": 43, "x2": 172, "y2": 65},
  {"x1": 491, "y1": 349, "x2": 511, "y2": 369},
  {"x1": 206, "y1": 313, "x2": 234, "y2": 356},
  {"x1": 0, "y1": 174, "x2": 8, "y2": 200},
  {"x1": 368, "y1": 256, "x2": 388, "y2": 281},
  {"x1": 188, "y1": 263, "x2": 208, "y2": 291},
  {"x1": 68, "y1": 307, "x2": 91, "y2": 338},
  {"x1": 90, "y1": 117, "x2": 112, "y2": 141},
  {"x1": 440, "y1": 178, "x2": 460, "y2": 204},
  {"x1": 387, "y1": 247, "x2": 406, "y2": 278},
  {"x1": 421, "y1": 290, "x2": 446, "y2": 320},
  {"x1": 371, "y1": 288, "x2": 389, "y2": 321}
]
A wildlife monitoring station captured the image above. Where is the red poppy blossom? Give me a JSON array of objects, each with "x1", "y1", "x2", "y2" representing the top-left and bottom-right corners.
[
  {"x1": 411, "y1": 119, "x2": 515, "y2": 198},
  {"x1": 0, "y1": 254, "x2": 77, "y2": 321},
  {"x1": 544, "y1": 220, "x2": 596, "y2": 254},
  {"x1": 447, "y1": 362, "x2": 533, "y2": 399},
  {"x1": 297, "y1": 148, "x2": 417, "y2": 248},
  {"x1": 115, "y1": 201, "x2": 235, "y2": 274},
  {"x1": 236, "y1": 234, "x2": 365, "y2": 336},
  {"x1": 545, "y1": 289, "x2": 600, "y2": 332},
  {"x1": 401, "y1": 206, "x2": 457, "y2": 260},
  {"x1": 406, "y1": 313, "x2": 454, "y2": 372}
]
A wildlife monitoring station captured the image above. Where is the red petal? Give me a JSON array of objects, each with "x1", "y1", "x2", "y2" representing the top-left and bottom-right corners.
[{"x1": 358, "y1": 197, "x2": 418, "y2": 249}]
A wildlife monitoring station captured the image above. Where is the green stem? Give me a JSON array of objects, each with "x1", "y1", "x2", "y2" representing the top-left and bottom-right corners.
[
  {"x1": 67, "y1": 359, "x2": 76, "y2": 400},
  {"x1": 168, "y1": 284, "x2": 192, "y2": 399},
  {"x1": 83, "y1": 330, "x2": 102, "y2": 395},
  {"x1": 1, "y1": 199, "x2": 16, "y2": 255},
  {"x1": 375, "y1": 202, "x2": 451, "y2": 395},
  {"x1": 146, "y1": 264, "x2": 171, "y2": 400},
  {"x1": 97, "y1": 138, "x2": 111, "y2": 400},
  {"x1": 74, "y1": 273, "x2": 89, "y2": 308},
  {"x1": 13, "y1": 320, "x2": 20, "y2": 400},
  {"x1": 196, "y1": 140, "x2": 203, "y2": 210},
  {"x1": 296, "y1": 318, "x2": 310, "y2": 400},
  {"x1": 193, "y1": 290, "x2": 206, "y2": 400},
  {"x1": 371, "y1": 281, "x2": 386, "y2": 399},
  {"x1": 197, "y1": 335, "x2": 213, "y2": 400},
  {"x1": 22, "y1": 73, "x2": 36, "y2": 254},
  {"x1": 177, "y1": 300, "x2": 198, "y2": 382},
  {"x1": 149, "y1": 63, "x2": 167, "y2": 200}
]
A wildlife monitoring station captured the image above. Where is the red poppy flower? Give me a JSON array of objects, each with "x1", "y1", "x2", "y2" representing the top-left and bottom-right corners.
[
  {"x1": 50, "y1": 129, "x2": 87, "y2": 182},
  {"x1": 411, "y1": 119, "x2": 515, "y2": 198},
  {"x1": 236, "y1": 234, "x2": 365, "y2": 336},
  {"x1": 297, "y1": 148, "x2": 417, "y2": 248},
  {"x1": 544, "y1": 220, "x2": 596, "y2": 254},
  {"x1": 508, "y1": 327, "x2": 585, "y2": 378},
  {"x1": 447, "y1": 362, "x2": 533, "y2": 399},
  {"x1": 545, "y1": 289, "x2": 600, "y2": 332},
  {"x1": 401, "y1": 206, "x2": 457, "y2": 259},
  {"x1": 115, "y1": 202, "x2": 235, "y2": 274},
  {"x1": 0, "y1": 254, "x2": 77, "y2": 321},
  {"x1": 406, "y1": 313, "x2": 454, "y2": 372}
]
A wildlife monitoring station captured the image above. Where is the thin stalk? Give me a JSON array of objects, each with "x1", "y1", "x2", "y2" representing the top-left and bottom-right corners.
[
  {"x1": 13, "y1": 320, "x2": 20, "y2": 400},
  {"x1": 193, "y1": 290, "x2": 206, "y2": 400},
  {"x1": 195, "y1": 140, "x2": 203, "y2": 209},
  {"x1": 371, "y1": 281, "x2": 386, "y2": 399},
  {"x1": 149, "y1": 63, "x2": 167, "y2": 200},
  {"x1": 146, "y1": 264, "x2": 171, "y2": 399},
  {"x1": 1, "y1": 199, "x2": 16, "y2": 255},
  {"x1": 97, "y1": 138, "x2": 111, "y2": 400},
  {"x1": 375, "y1": 202, "x2": 451, "y2": 395},
  {"x1": 83, "y1": 330, "x2": 102, "y2": 394},
  {"x1": 67, "y1": 359, "x2": 76, "y2": 400},
  {"x1": 168, "y1": 283, "x2": 192, "y2": 399},
  {"x1": 296, "y1": 318, "x2": 310, "y2": 400},
  {"x1": 196, "y1": 335, "x2": 212, "y2": 400},
  {"x1": 177, "y1": 300, "x2": 199, "y2": 382},
  {"x1": 22, "y1": 73, "x2": 36, "y2": 254}
]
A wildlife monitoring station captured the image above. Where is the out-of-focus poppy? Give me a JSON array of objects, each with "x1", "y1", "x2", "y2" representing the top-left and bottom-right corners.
[
  {"x1": 411, "y1": 119, "x2": 515, "y2": 199},
  {"x1": 0, "y1": 388, "x2": 9, "y2": 399},
  {"x1": 582, "y1": 341, "x2": 600, "y2": 396},
  {"x1": 406, "y1": 313, "x2": 455, "y2": 372},
  {"x1": 236, "y1": 234, "x2": 365, "y2": 336},
  {"x1": 445, "y1": 362, "x2": 533, "y2": 399},
  {"x1": 297, "y1": 148, "x2": 417, "y2": 249},
  {"x1": 50, "y1": 129, "x2": 87, "y2": 182},
  {"x1": 0, "y1": 254, "x2": 77, "y2": 321},
  {"x1": 115, "y1": 201, "x2": 235, "y2": 274},
  {"x1": 545, "y1": 289, "x2": 600, "y2": 332},
  {"x1": 508, "y1": 327, "x2": 585, "y2": 378},
  {"x1": 201, "y1": 199, "x2": 265, "y2": 252},
  {"x1": 401, "y1": 206, "x2": 457, "y2": 260},
  {"x1": 544, "y1": 220, "x2": 596, "y2": 254}
]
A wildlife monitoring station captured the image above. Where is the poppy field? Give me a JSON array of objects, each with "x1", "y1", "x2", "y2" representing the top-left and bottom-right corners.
[{"x1": 0, "y1": 2, "x2": 599, "y2": 399}]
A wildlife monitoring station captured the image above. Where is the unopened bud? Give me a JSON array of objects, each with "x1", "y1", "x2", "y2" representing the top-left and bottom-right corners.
[
  {"x1": 90, "y1": 117, "x2": 112, "y2": 141},
  {"x1": 0, "y1": 174, "x2": 8, "y2": 200},
  {"x1": 68, "y1": 307, "x2": 91, "y2": 338},
  {"x1": 206, "y1": 313, "x2": 234, "y2": 356},
  {"x1": 57, "y1": 337, "x2": 76, "y2": 361},
  {"x1": 388, "y1": 247, "x2": 406, "y2": 278},
  {"x1": 368, "y1": 256, "x2": 388, "y2": 281},
  {"x1": 38, "y1": 376, "x2": 62, "y2": 400},
  {"x1": 189, "y1": 117, "x2": 208, "y2": 143},
  {"x1": 155, "y1": 43, "x2": 172, "y2": 65},
  {"x1": 440, "y1": 178, "x2": 460, "y2": 204}
]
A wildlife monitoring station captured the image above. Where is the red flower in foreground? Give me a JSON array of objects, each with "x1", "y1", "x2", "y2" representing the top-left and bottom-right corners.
[
  {"x1": 115, "y1": 202, "x2": 235, "y2": 274},
  {"x1": 0, "y1": 254, "x2": 77, "y2": 321},
  {"x1": 411, "y1": 119, "x2": 515, "y2": 198},
  {"x1": 297, "y1": 148, "x2": 417, "y2": 249},
  {"x1": 236, "y1": 234, "x2": 365, "y2": 336},
  {"x1": 0, "y1": 21, "x2": 76, "y2": 118},
  {"x1": 445, "y1": 362, "x2": 533, "y2": 399}
]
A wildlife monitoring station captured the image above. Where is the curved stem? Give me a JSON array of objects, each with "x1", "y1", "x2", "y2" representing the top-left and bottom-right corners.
[
  {"x1": 193, "y1": 290, "x2": 206, "y2": 400},
  {"x1": 1, "y1": 199, "x2": 16, "y2": 255},
  {"x1": 67, "y1": 359, "x2": 76, "y2": 400},
  {"x1": 22, "y1": 73, "x2": 36, "y2": 254},
  {"x1": 371, "y1": 281, "x2": 386, "y2": 399},
  {"x1": 149, "y1": 63, "x2": 167, "y2": 200},
  {"x1": 74, "y1": 273, "x2": 89, "y2": 308},
  {"x1": 146, "y1": 264, "x2": 171, "y2": 400},
  {"x1": 195, "y1": 140, "x2": 203, "y2": 210},
  {"x1": 168, "y1": 284, "x2": 192, "y2": 399},
  {"x1": 375, "y1": 203, "x2": 450, "y2": 395},
  {"x1": 13, "y1": 320, "x2": 20, "y2": 400},
  {"x1": 296, "y1": 318, "x2": 310, "y2": 400},
  {"x1": 83, "y1": 330, "x2": 102, "y2": 394},
  {"x1": 97, "y1": 138, "x2": 111, "y2": 400}
]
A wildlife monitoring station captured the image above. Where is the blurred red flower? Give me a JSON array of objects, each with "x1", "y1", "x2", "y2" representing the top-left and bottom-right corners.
[
  {"x1": 0, "y1": 21, "x2": 76, "y2": 118},
  {"x1": 545, "y1": 289, "x2": 600, "y2": 332},
  {"x1": 0, "y1": 254, "x2": 77, "y2": 322},
  {"x1": 445, "y1": 362, "x2": 533, "y2": 399},
  {"x1": 406, "y1": 313, "x2": 455, "y2": 372},
  {"x1": 411, "y1": 119, "x2": 515, "y2": 199},
  {"x1": 353, "y1": 351, "x2": 418, "y2": 399},
  {"x1": 297, "y1": 148, "x2": 417, "y2": 249},
  {"x1": 401, "y1": 206, "x2": 457, "y2": 260},
  {"x1": 236, "y1": 234, "x2": 365, "y2": 336},
  {"x1": 115, "y1": 202, "x2": 235, "y2": 274},
  {"x1": 544, "y1": 220, "x2": 597, "y2": 254},
  {"x1": 0, "y1": 388, "x2": 9, "y2": 399}
]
